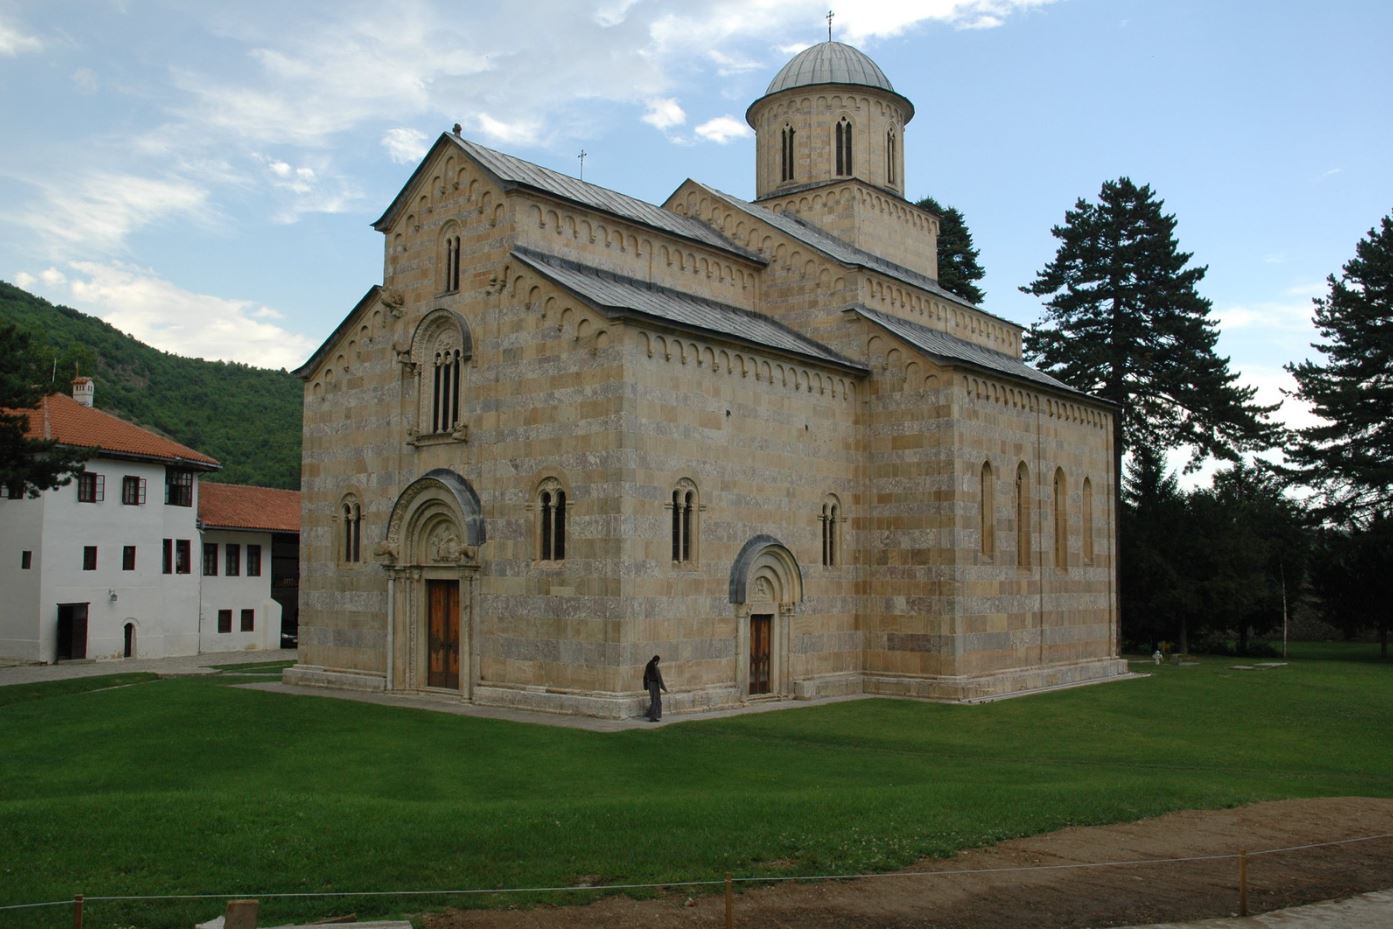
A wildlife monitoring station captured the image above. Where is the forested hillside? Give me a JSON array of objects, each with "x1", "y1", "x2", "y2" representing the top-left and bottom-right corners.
[{"x1": 0, "y1": 281, "x2": 302, "y2": 489}]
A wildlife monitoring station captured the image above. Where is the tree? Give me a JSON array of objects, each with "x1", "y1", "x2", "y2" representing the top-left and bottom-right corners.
[
  {"x1": 1284, "y1": 209, "x2": 1393, "y2": 525},
  {"x1": 916, "y1": 195, "x2": 986, "y2": 305},
  {"x1": 1022, "y1": 178, "x2": 1279, "y2": 472},
  {"x1": 1310, "y1": 516, "x2": 1393, "y2": 658},
  {"x1": 1119, "y1": 444, "x2": 1194, "y2": 651},
  {"x1": 0, "y1": 323, "x2": 90, "y2": 496}
]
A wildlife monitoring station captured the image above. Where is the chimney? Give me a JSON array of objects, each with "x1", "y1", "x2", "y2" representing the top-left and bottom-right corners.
[{"x1": 72, "y1": 376, "x2": 94, "y2": 408}]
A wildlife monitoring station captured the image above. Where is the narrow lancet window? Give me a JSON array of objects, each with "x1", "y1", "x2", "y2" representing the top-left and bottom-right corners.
[
  {"x1": 835, "y1": 118, "x2": 853, "y2": 176},
  {"x1": 538, "y1": 481, "x2": 567, "y2": 561},
  {"x1": 1016, "y1": 462, "x2": 1031, "y2": 568}
]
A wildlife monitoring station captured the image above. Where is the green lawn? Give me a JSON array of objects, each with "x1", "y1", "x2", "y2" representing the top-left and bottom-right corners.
[{"x1": 1, "y1": 643, "x2": 1389, "y2": 928}]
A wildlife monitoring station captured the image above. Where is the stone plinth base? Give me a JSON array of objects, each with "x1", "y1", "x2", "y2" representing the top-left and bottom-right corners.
[
  {"x1": 864, "y1": 657, "x2": 1132, "y2": 703},
  {"x1": 472, "y1": 682, "x2": 744, "y2": 719},
  {"x1": 281, "y1": 664, "x2": 385, "y2": 692}
]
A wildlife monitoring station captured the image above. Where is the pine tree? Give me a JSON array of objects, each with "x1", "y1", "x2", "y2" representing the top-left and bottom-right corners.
[
  {"x1": 916, "y1": 195, "x2": 986, "y2": 305},
  {"x1": 0, "y1": 323, "x2": 91, "y2": 496},
  {"x1": 1284, "y1": 209, "x2": 1393, "y2": 525},
  {"x1": 1023, "y1": 177, "x2": 1278, "y2": 469}
]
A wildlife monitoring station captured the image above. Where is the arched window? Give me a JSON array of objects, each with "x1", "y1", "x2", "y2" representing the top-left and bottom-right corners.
[
  {"x1": 781, "y1": 124, "x2": 796, "y2": 182},
  {"x1": 821, "y1": 494, "x2": 841, "y2": 567},
  {"x1": 441, "y1": 233, "x2": 461, "y2": 293},
  {"x1": 1082, "y1": 477, "x2": 1094, "y2": 564},
  {"x1": 431, "y1": 345, "x2": 462, "y2": 434},
  {"x1": 670, "y1": 479, "x2": 698, "y2": 564},
  {"x1": 340, "y1": 494, "x2": 362, "y2": 564},
  {"x1": 835, "y1": 118, "x2": 853, "y2": 176},
  {"x1": 886, "y1": 129, "x2": 896, "y2": 185},
  {"x1": 1015, "y1": 462, "x2": 1031, "y2": 568},
  {"x1": 538, "y1": 478, "x2": 566, "y2": 561},
  {"x1": 980, "y1": 461, "x2": 995, "y2": 557},
  {"x1": 1053, "y1": 468, "x2": 1068, "y2": 570},
  {"x1": 410, "y1": 310, "x2": 471, "y2": 439}
]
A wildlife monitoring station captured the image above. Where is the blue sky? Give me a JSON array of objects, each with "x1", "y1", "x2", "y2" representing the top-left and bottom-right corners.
[{"x1": 3, "y1": 0, "x2": 1391, "y2": 441}]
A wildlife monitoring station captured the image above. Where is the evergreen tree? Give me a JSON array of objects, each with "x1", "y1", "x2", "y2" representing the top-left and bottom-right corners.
[
  {"x1": 1119, "y1": 444, "x2": 1194, "y2": 651},
  {"x1": 0, "y1": 323, "x2": 90, "y2": 496},
  {"x1": 1022, "y1": 178, "x2": 1278, "y2": 470},
  {"x1": 1284, "y1": 209, "x2": 1393, "y2": 524},
  {"x1": 1311, "y1": 517, "x2": 1393, "y2": 657},
  {"x1": 916, "y1": 195, "x2": 986, "y2": 305}
]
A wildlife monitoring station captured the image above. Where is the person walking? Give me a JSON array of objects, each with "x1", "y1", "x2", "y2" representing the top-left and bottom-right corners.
[{"x1": 643, "y1": 654, "x2": 668, "y2": 722}]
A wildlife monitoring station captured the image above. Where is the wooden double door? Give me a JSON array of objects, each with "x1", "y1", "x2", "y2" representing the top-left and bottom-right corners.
[
  {"x1": 749, "y1": 613, "x2": 772, "y2": 695},
  {"x1": 426, "y1": 580, "x2": 460, "y2": 689}
]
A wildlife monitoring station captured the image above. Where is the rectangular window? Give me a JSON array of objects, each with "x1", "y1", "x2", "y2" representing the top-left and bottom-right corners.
[
  {"x1": 225, "y1": 543, "x2": 240, "y2": 577},
  {"x1": 203, "y1": 542, "x2": 218, "y2": 576},
  {"x1": 122, "y1": 545, "x2": 136, "y2": 571},
  {"x1": 82, "y1": 546, "x2": 97, "y2": 571},
  {"x1": 247, "y1": 544, "x2": 262, "y2": 577},
  {"x1": 5, "y1": 482, "x2": 23, "y2": 499},
  {"x1": 21, "y1": 550, "x2": 32, "y2": 569},
  {"x1": 121, "y1": 476, "x2": 147, "y2": 505},
  {"x1": 165, "y1": 469, "x2": 194, "y2": 507},
  {"x1": 162, "y1": 538, "x2": 172, "y2": 574},
  {"x1": 217, "y1": 609, "x2": 232, "y2": 634},
  {"x1": 175, "y1": 539, "x2": 191, "y2": 575},
  {"x1": 78, "y1": 472, "x2": 105, "y2": 503},
  {"x1": 240, "y1": 608, "x2": 255, "y2": 632}
]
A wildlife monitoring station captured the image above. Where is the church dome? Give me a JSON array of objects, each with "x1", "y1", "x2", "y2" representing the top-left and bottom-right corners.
[{"x1": 764, "y1": 41, "x2": 896, "y2": 96}]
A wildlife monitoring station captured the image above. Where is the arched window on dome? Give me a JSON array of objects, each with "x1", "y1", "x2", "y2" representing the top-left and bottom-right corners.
[
  {"x1": 835, "y1": 118, "x2": 853, "y2": 176},
  {"x1": 780, "y1": 124, "x2": 796, "y2": 182},
  {"x1": 886, "y1": 129, "x2": 896, "y2": 186}
]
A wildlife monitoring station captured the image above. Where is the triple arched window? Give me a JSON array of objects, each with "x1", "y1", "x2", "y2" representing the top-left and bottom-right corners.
[
  {"x1": 410, "y1": 310, "x2": 472, "y2": 439},
  {"x1": 780, "y1": 124, "x2": 796, "y2": 182},
  {"x1": 340, "y1": 494, "x2": 362, "y2": 564},
  {"x1": 670, "y1": 479, "x2": 698, "y2": 564},
  {"x1": 431, "y1": 345, "x2": 462, "y2": 434},
  {"x1": 537, "y1": 478, "x2": 567, "y2": 562},
  {"x1": 835, "y1": 118, "x2": 853, "y2": 176}
]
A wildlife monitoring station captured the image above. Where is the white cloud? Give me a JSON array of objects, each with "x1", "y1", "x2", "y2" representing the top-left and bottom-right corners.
[
  {"x1": 11, "y1": 172, "x2": 213, "y2": 255},
  {"x1": 474, "y1": 112, "x2": 543, "y2": 147},
  {"x1": 29, "y1": 261, "x2": 317, "y2": 369},
  {"x1": 694, "y1": 115, "x2": 752, "y2": 144},
  {"x1": 642, "y1": 97, "x2": 686, "y2": 131},
  {"x1": 13, "y1": 271, "x2": 35, "y2": 289},
  {"x1": 381, "y1": 127, "x2": 430, "y2": 164},
  {"x1": 593, "y1": 0, "x2": 640, "y2": 27},
  {"x1": 0, "y1": 17, "x2": 41, "y2": 56}
]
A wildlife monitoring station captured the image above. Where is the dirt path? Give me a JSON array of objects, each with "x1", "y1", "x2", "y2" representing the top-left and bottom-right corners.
[{"x1": 424, "y1": 797, "x2": 1393, "y2": 929}]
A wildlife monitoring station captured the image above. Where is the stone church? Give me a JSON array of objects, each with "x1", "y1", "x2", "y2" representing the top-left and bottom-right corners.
[{"x1": 286, "y1": 41, "x2": 1127, "y2": 717}]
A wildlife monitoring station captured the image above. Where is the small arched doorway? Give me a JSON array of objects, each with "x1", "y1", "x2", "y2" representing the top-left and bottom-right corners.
[
  {"x1": 123, "y1": 622, "x2": 136, "y2": 659},
  {"x1": 729, "y1": 536, "x2": 803, "y2": 699}
]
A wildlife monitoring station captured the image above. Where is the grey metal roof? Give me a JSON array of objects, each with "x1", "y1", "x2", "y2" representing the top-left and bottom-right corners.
[
  {"x1": 371, "y1": 133, "x2": 759, "y2": 263},
  {"x1": 849, "y1": 304, "x2": 1091, "y2": 398},
  {"x1": 513, "y1": 247, "x2": 865, "y2": 373},
  {"x1": 688, "y1": 181, "x2": 1017, "y2": 327},
  {"x1": 767, "y1": 42, "x2": 896, "y2": 95}
]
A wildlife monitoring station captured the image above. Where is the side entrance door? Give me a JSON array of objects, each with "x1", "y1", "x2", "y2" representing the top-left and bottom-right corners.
[
  {"x1": 750, "y1": 613, "x2": 772, "y2": 695},
  {"x1": 426, "y1": 580, "x2": 460, "y2": 689},
  {"x1": 56, "y1": 603, "x2": 89, "y2": 662}
]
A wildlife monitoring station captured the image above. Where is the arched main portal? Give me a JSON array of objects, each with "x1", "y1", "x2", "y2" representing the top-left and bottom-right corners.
[
  {"x1": 729, "y1": 535, "x2": 803, "y2": 698},
  {"x1": 379, "y1": 469, "x2": 486, "y2": 696}
]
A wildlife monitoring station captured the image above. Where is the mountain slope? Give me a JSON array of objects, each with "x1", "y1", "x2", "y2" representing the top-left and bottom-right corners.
[{"x1": 0, "y1": 281, "x2": 302, "y2": 489}]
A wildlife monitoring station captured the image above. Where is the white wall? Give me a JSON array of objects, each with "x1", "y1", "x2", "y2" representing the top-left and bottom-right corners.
[
  {"x1": 0, "y1": 490, "x2": 47, "y2": 660},
  {"x1": 198, "y1": 528, "x2": 281, "y2": 653}
]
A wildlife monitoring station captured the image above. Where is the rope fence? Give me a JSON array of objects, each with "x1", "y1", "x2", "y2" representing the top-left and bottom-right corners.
[{"x1": 5, "y1": 830, "x2": 1391, "y2": 926}]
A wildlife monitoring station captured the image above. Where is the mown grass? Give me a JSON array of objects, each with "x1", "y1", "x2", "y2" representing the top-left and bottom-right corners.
[{"x1": 1, "y1": 643, "x2": 1389, "y2": 928}]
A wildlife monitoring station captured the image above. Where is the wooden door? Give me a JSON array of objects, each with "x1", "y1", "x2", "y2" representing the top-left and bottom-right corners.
[
  {"x1": 426, "y1": 580, "x2": 460, "y2": 689},
  {"x1": 750, "y1": 614, "x2": 772, "y2": 695},
  {"x1": 56, "y1": 604, "x2": 88, "y2": 661}
]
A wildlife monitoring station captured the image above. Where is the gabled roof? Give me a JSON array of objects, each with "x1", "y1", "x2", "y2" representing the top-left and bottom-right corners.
[
  {"x1": 682, "y1": 181, "x2": 1016, "y2": 327},
  {"x1": 293, "y1": 284, "x2": 382, "y2": 380},
  {"x1": 18, "y1": 393, "x2": 219, "y2": 469},
  {"x1": 199, "y1": 482, "x2": 300, "y2": 533},
  {"x1": 848, "y1": 304, "x2": 1101, "y2": 401},
  {"x1": 513, "y1": 247, "x2": 866, "y2": 374},
  {"x1": 372, "y1": 133, "x2": 763, "y2": 264}
]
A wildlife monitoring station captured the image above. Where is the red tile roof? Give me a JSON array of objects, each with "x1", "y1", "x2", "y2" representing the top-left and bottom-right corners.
[
  {"x1": 19, "y1": 393, "x2": 219, "y2": 468},
  {"x1": 199, "y1": 482, "x2": 301, "y2": 534}
]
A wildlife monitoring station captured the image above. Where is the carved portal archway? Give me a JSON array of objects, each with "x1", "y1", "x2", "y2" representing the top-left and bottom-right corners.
[
  {"x1": 729, "y1": 535, "x2": 803, "y2": 698},
  {"x1": 378, "y1": 470, "x2": 485, "y2": 696}
]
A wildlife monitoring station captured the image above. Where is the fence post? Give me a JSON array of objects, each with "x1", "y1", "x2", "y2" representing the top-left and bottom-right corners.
[
  {"x1": 724, "y1": 872, "x2": 733, "y2": 929},
  {"x1": 72, "y1": 894, "x2": 83, "y2": 929},
  {"x1": 1238, "y1": 849, "x2": 1248, "y2": 917}
]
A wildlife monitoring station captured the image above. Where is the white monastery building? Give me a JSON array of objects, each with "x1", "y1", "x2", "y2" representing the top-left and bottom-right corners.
[
  {"x1": 0, "y1": 378, "x2": 298, "y2": 663},
  {"x1": 287, "y1": 41, "x2": 1128, "y2": 717}
]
